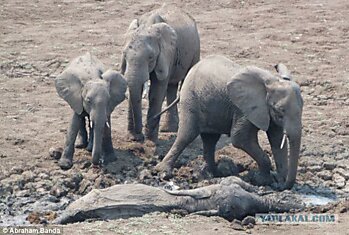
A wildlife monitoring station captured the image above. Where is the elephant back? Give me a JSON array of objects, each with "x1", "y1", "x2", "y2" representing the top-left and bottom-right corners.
[
  {"x1": 64, "y1": 52, "x2": 105, "y2": 85},
  {"x1": 148, "y1": 4, "x2": 201, "y2": 84}
]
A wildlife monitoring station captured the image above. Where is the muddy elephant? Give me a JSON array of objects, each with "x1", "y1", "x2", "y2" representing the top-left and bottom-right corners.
[
  {"x1": 156, "y1": 55, "x2": 303, "y2": 190},
  {"x1": 55, "y1": 52, "x2": 127, "y2": 169},
  {"x1": 121, "y1": 4, "x2": 200, "y2": 142},
  {"x1": 54, "y1": 176, "x2": 302, "y2": 224}
]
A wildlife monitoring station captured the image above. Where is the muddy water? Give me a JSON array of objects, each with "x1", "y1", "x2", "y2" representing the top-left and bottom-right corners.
[{"x1": 300, "y1": 194, "x2": 336, "y2": 206}]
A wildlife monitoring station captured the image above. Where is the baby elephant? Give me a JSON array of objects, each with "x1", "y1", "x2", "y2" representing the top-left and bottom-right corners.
[
  {"x1": 156, "y1": 55, "x2": 303, "y2": 190},
  {"x1": 55, "y1": 52, "x2": 127, "y2": 169}
]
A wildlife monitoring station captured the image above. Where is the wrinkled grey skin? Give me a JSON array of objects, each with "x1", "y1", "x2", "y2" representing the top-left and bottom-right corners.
[
  {"x1": 54, "y1": 176, "x2": 302, "y2": 224},
  {"x1": 55, "y1": 53, "x2": 127, "y2": 169},
  {"x1": 121, "y1": 4, "x2": 200, "y2": 142},
  {"x1": 156, "y1": 55, "x2": 303, "y2": 190}
]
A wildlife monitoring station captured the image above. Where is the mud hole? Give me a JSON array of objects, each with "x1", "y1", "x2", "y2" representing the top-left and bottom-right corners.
[{"x1": 0, "y1": 0, "x2": 348, "y2": 233}]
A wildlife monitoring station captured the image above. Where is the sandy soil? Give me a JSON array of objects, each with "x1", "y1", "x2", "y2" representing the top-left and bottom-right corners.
[{"x1": 0, "y1": 0, "x2": 348, "y2": 234}]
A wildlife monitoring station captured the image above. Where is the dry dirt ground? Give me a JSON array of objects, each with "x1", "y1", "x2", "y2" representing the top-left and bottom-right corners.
[{"x1": 0, "y1": 0, "x2": 349, "y2": 234}]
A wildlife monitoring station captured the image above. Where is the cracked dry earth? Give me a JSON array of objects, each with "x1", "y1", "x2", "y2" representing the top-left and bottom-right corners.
[{"x1": 0, "y1": 0, "x2": 349, "y2": 234}]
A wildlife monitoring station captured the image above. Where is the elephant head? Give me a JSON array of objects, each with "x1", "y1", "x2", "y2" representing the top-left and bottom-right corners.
[
  {"x1": 227, "y1": 66, "x2": 303, "y2": 189},
  {"x1": 120, "y1": 17, "x2": 177, "y2": 138},
  {"x1": 55, "y1": 69, "x2": 127, "y2": 165}
]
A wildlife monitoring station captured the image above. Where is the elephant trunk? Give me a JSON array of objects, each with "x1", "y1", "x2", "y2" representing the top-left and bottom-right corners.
[
  {"x1": 284, "y1": 131, "x2": 301, "y2": 189},
  {"x1": 125, "y1": 66, "x2": 149, "y2": 136},
  {"x1": 90, "y1": 108, "x2": 108, "y2": 165},
  {"x1": 280, "y1": 116, "x2": 302, "y2": 190}
]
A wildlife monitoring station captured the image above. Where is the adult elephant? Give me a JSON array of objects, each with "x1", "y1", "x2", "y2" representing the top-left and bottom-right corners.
[
  {"x1": 156, "y1": 55, "x2": 304, "y2": 190},
  {"x1": 121, "y1": 4, "x2": 200, "y2": 142},
  {"x1": 55, "y1": 53, "x2": 127, "y2": 169}
]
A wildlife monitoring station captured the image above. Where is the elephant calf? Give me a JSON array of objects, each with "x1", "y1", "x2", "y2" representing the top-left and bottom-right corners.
[
  {"x1": 55, "y1": 52, "x2": 127, "y2": 169},
  {"x1": 156, "y1": 55, "x2": 304, "y2": 190}
]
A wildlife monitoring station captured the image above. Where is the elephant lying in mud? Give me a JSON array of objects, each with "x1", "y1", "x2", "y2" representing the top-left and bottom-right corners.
[
  {"x1": 121, "y1": 3, "x2": 200, "y2": 142},
  {"x1": 55, "y1": 52, "x2": 127, "y2": 169},
  {"x1": 156, "y1": 55, "x2": 304, "y2": 190},
  {"x1": 54, "y1": 176, "x2": 302, "y2": 224}
]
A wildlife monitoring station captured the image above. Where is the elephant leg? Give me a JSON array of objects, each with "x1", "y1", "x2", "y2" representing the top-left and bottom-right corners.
[
  {"x1": 155, "y1": 115, "x2": 199, "y2": 178},
  {"x1": 231, "y1": 116, "x2": 272, "y2": 185},
  {"x1": 127, "y1": 98, "x2": 144, "y2": 142},
  {"x1": 201, "y1": 133, "x2": 221, "y2": 177},
  {"x1": 59, "y1": 112, "x2": 80, "y2": 170},
  {"x1": 75, "y1": 115, "x2": 88, "y2": 148},
  {"x1": 102, "y1": 115, "x2": 116, "y2": 163},
  {"x1": 267, "y1": 121, "x2": 288, "y2": 183},
  {"x1": 145, "y1": 78, "x2": 168, "y2": 142},
  {"x1": 161, "y1": 83, "x2": 179, "y2": 132},
  {"x1": 86, "y1": 116, "x2": 93, "y2": 152}
]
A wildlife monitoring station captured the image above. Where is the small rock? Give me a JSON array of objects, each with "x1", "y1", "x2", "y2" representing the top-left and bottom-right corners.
[
  {"x1": 10, "y1": 166, "x2": 24, "y2": 175},
  {"x1": 44, "y1": 211, "x2": 57, "y2": 221},
  {"x1": 231, "y1": 219, "x2": 245, "y2": 231},
  {"x1": 49, "y1": 147, "x2": 63, "y2": 160},
  {"x1": 242, "y1": 216, "x2": 256, "y2": 226},
  {"x1": 20, "y1": 170, "x2": 35, "y2": 184},
  {"x1": 80, "y1": 161, "x2": 91, "y2": 169},
  {"x1": 333, "y1": 168, "x2": 349, "y2": 180},
  {"x1": 38, "y1": 173, "x2": 50, "y2": 180},
  {"x1": 339, "y1": 206, "x2": 347, "y2": 213},
  {"x1": 138, "y1": 169, "x2": 152, "y2": 181},
  {"x1": 15, "y1": 189, "x2": 30, "y2": 197},
  {"x1": 298, "y1": 166, "x2": 307, "y2": 173},
  {"x1": 246, "y1": 223, "x2": 254, "y2": 229},
  {"x1": 50, "y1": 182, "x2": 68, "y2": 197},
  {"x1": 78, "y1": 179, "x2": 92, "y2": 195},
  {"x1": 317, "y1": 170, "x2": 332, "y2": 181},
  {"x1": 94, "y1": 176, "x2": 105, "y2": 188},
  {"x1": 46, "y1": 195, "x2": 59, "y2": 203},
  {"x1": 307, "y1": 165, "x2": 322, "y2": 172},
  {"x1": 333, "y1": 173, "x2": 346, "y2": 189},
  {"x1": 85, "y1": 169, "x2": 99, "y2": 181},
  {"x1": 323, "y1": 161, "x2": 337, "y2": 170},
  {"x1": 65, "y1": 172, "x2": 83, "y2": 190},
  {"x1": 27, "y1": 212, "x2": 41, "y2": 224}
]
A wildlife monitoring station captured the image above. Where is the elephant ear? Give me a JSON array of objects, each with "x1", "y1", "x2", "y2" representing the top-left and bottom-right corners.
[
  {"x1": 120, "y1": 52, "x2": 126, "y2": 75},
  {"x1": 102, "y1": 70, "x2": 127, "y2": 113},
  {"x1": 274, "y1": 63, "x2": 292, "y2": 81},
  {"x1": 127, "y1": 19, "x2": 139, "y2": 34},
  {"x1": 227, "y1": 67, "x2": 276, "y2": 131},
  {"x1": 55, "y1": 71, "x2": 83, "y2": 114},
  {"x1": 121, "y1": 19, "x2": 140, "y2": 75},
  {"x1": 140, "y1": 12, "x2": 164, "y2": 26},
  {"x1": 151, "y1": 23, "x2": 177, "y2": 81}
]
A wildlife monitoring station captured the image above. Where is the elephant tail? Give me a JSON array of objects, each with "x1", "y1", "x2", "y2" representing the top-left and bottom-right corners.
[
  {"x1": 152, "y1": 80, "x2": 184, "y2": 120},
  {"x1": 152, "y1": 96, "x2": 180, "y2": 120}
]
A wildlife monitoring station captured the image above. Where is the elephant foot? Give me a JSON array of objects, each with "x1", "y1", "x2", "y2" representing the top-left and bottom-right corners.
[
  {"x1": 103, "y1": 151, "x2": 117, "y2": 164},
  {"x1": 271, "y1": 171, "x2": 286, "y2": 184},
  {"x1": 127, "y1": 132, "x2": 145, "y2": 142},
  {"x1": 92, "y1": 154, "x2": 101, "y2": 166},
  {"x1": 145, "y1": 132, "x2": 159, "y2": 144},
  {"x1": 86, "y1": 144, "x2": 93, "y2": 152},
  {"x1": 249, "y1": 170, "x2": 274, "y2": 186},
  {"x1": 59, "y1": 157, "x2": 73, "y2": 170},
  {"x1": 155, "y1": 162, "x2": 173, "y2": 180}
]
